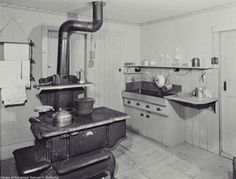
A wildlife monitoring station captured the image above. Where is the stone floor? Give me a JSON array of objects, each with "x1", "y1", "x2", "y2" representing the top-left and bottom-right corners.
[{"x1": 1, "y1": 130, "x2": 234, "y2": 179}]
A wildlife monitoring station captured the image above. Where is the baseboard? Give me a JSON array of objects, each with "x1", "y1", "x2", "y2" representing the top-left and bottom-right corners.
[
  {"x1": 0, "y1": 140, "x2": 34, "y2": 160},
  {"x1": 221, "y1": 152, "x2": 234, "y2": 160}
]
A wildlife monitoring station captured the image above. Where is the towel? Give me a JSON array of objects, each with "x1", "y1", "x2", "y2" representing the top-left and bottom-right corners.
[
  {"x1": 0, "y1": 61, "x2": 22, "y2": 87},
  {"x1": 1, "y1": 85, "x2": 27, "y2": 106}
]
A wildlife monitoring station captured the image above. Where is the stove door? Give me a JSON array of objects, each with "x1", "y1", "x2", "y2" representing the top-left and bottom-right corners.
[
  {"x1": 69, "y1": 126, "x2": 108, "y2": 157},
  {"x1": 49, "y1": 134, "x2": 69, "y2": 162}
]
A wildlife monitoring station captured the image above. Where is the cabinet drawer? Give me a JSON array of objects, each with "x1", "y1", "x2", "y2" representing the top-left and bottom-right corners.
[
  {"x1": 124, "y1": 97, "x2": 168, "y2": 116},
  {"x1": 132, "y1": 100, "x2": 152, "y2": 111},
  {"x1": 124, "y1": 98, "x2": 133, "y2": 106},
  {"x1": 141, "y1": 101, "x2": 153, "y2": 111},
  {"x1": 151, "y1": 104, "x2": 168, "y2": 116}
]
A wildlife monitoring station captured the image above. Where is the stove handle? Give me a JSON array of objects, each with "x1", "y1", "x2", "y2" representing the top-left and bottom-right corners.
[
  {"x1": 85, "y1": 131, "x2": 94, "y2": 137},
  {"x1": 60, "y1": 134, "x2": 70, "y2": 139},
  {"x1": 71, "y1": 131, "x2": 79, "y2": 136}
]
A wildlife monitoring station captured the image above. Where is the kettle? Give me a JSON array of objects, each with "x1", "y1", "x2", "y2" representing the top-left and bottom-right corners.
[{"x1": 52, "y1": 108, "x2": 72, "y2": 127}]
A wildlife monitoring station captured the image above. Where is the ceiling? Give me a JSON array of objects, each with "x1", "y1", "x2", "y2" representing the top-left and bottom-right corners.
[{"x1": 2, "y1": 0, "x2": 236, "y2": 24}]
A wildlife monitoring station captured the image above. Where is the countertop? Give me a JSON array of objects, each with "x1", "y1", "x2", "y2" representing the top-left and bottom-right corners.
[
  {"x1": 164, "y1": 92, "x2": 218, "y2": 105},
  {"x1": 30, "y1": 107, "x2": 130, "y2": 139}
]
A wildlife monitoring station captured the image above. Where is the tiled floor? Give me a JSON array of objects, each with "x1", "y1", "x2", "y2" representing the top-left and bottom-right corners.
[
  {"x1": 114, "y1": 131, "x2": 233, "y2": 179},
  {"x1": 1, "y1": 130, "x2": 234, "y2": 179}
]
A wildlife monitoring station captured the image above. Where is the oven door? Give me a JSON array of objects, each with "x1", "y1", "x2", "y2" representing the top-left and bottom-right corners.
[
  {"x1": 108, "y1": 120, "x2": 126, "y2": 148},
  {"x1": 69, "y1": 126, "x2": 108, "y2": 157},
  {"x1": 48, "y1": 134, "x2": 69, "y2": 162}
]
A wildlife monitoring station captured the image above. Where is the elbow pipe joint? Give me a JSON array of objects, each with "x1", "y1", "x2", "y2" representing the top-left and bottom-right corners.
[{"x1": 57, "y1": 1, "x2": 104, "y2": 78}]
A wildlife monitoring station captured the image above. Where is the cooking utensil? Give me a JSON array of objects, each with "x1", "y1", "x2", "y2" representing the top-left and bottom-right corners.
[
  {"x1": 162, "y1": 84, "x2": 173, "y2": 92},
  {"x1": 154, "y1": 75, "x2": 166, "y2": 88},
  {"x1": 33, "y1": 105, "x2": 54, "y2": 113},
  {"x1": 192, "y1": 87, "x2": 205, "y2": 98},
  {"x1": 73, "y1": 97, "x2": 95, "y2": 116},
  {"x1": 52, "y1": 109, "x2": 72, "y2": 127}
]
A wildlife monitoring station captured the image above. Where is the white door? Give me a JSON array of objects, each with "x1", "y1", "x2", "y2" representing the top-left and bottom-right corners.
[
  {"x1": 221, "y1": 30, "x2": 236, "y2": 157},
  {"x1": 87, "y1": 31, "x2": 125, "y2": 111},
  {"x1": 47, "y1": 31, "x2": 84, "y2": 77},
  {"x1": 47, "y1": 30, "x2": 58, "y2": 76}
]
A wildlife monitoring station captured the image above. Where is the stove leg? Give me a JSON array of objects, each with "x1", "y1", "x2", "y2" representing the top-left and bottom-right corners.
[{"x1": 108, "y1": 153, "x2": 117, "y2": 179}]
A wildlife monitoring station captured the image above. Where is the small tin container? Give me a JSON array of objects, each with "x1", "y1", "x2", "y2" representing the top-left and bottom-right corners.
[{"x1": 192, "y1": 58, "x2": 200, "y2": 67}]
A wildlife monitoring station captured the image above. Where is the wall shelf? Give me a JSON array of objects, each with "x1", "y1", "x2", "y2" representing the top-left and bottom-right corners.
[
  {"x1": 124, "y1": 65, "x2": 217, "y2": 70},
  {"x1": 34, "y1": 82, "x2": 93, "y2": 92},
  {"x1": 123, "y1": 72, "x2": 144, "y2": 75},
  {"x1": 164, "y1": 92, "x2": 218, "y2": 113}
]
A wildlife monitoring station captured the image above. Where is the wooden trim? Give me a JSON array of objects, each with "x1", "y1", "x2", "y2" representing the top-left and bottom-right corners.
[
  {"x1": 0, "y1": 3, "x2": 139, "y2": 26},
  {"x1": 212, "y1": 24, "x2": 236, "y2": 32},
  {"x1": 142, "y1": 2, "x2": 236, "y2": 26}
]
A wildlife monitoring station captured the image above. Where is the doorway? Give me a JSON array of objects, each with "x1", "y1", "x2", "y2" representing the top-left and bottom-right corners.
[{"x1": 219, "y1": 29, "x2": 236, "y2": 158}]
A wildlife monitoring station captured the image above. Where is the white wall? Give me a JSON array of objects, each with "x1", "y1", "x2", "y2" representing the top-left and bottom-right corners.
[
  {"x1": 140, "y1": 6, "x2": 236, "y2": 64},
  {"x1": 0, "y1": 5, "x2": 140, "y2": 160},
  {"x1": 140, "y1": 6, "x2": 236, "y2": 154}
]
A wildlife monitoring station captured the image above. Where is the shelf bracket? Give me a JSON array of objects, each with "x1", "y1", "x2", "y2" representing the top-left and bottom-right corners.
[{"x1": 209, "y1": 102, "x2": 216, "y2": 113}]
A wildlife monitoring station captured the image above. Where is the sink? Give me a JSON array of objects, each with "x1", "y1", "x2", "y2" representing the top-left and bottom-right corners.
[
  {"x1": 125, "y1": 89, "x2": 174, "y2": 98},
  {"x1": 125, "y1": 81, "x2": 181, "y2": 98}
]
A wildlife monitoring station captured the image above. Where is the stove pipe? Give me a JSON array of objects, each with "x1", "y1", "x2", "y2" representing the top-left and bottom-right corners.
[{"x1": 57, "y1": 1, "x2": 104, "y2": 79}]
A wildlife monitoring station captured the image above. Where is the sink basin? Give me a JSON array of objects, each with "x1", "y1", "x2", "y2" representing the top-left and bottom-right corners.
[
  {"x1": 125, "y1": 81, "x2": 181, "y2": 98},
  {"x1": 125, "y1": 89, "x2": 174, "y2": 98}
]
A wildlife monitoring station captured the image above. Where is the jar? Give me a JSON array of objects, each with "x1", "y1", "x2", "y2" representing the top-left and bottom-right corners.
[{"x1": 192, "y1": 58, "x2": 200, "y2": 67}]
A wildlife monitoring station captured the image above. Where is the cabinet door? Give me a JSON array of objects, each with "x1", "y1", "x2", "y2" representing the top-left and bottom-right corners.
[
  {"x1": 147, "y1": 113, "x2": 164, "y2": 144},
  {"x1": 124, "y1": 106, "x2": 144, "y2": 134},
  {"x1": 124, "y1": 106, "x2": 134, "y2": 128},
  {"x1": 131, "y1": 108, "x2": 144, "y2": 134}
]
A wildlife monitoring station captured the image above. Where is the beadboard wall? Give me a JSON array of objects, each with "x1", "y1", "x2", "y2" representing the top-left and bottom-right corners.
[
  {"x1": 139, "y1": 6, "x2": 236, "y2": 154},
  {"x1": 139, "y1": 67, "x2": 219, "y2": 153},
  {"x1": 0, "y1": 5, "x2": 140, "y2": 160}
]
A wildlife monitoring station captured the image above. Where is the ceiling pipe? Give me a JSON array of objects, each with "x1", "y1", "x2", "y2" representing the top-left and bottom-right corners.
[{"x1": 57, "y1": 1, "x2": 104, "y2": 79}]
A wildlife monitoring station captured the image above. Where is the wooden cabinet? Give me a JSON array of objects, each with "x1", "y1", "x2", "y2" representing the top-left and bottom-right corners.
[
  {"x1": 124, "y1": 94, "x2": 185, "y2": 147},
  {"x1": 146, "y1": 112, "x2": 165, "y2": 143}
]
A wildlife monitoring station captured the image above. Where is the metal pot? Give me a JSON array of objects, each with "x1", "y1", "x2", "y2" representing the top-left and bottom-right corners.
[
  {"x1": 73, "y1": 97, "x2": 95, "y2": 116},
  {"x1": 52, "y1": 109, "x2": 72, "y2": 127},
  {"x1": 192, "y1": 87, "x2": 205, "y2": 98}
]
